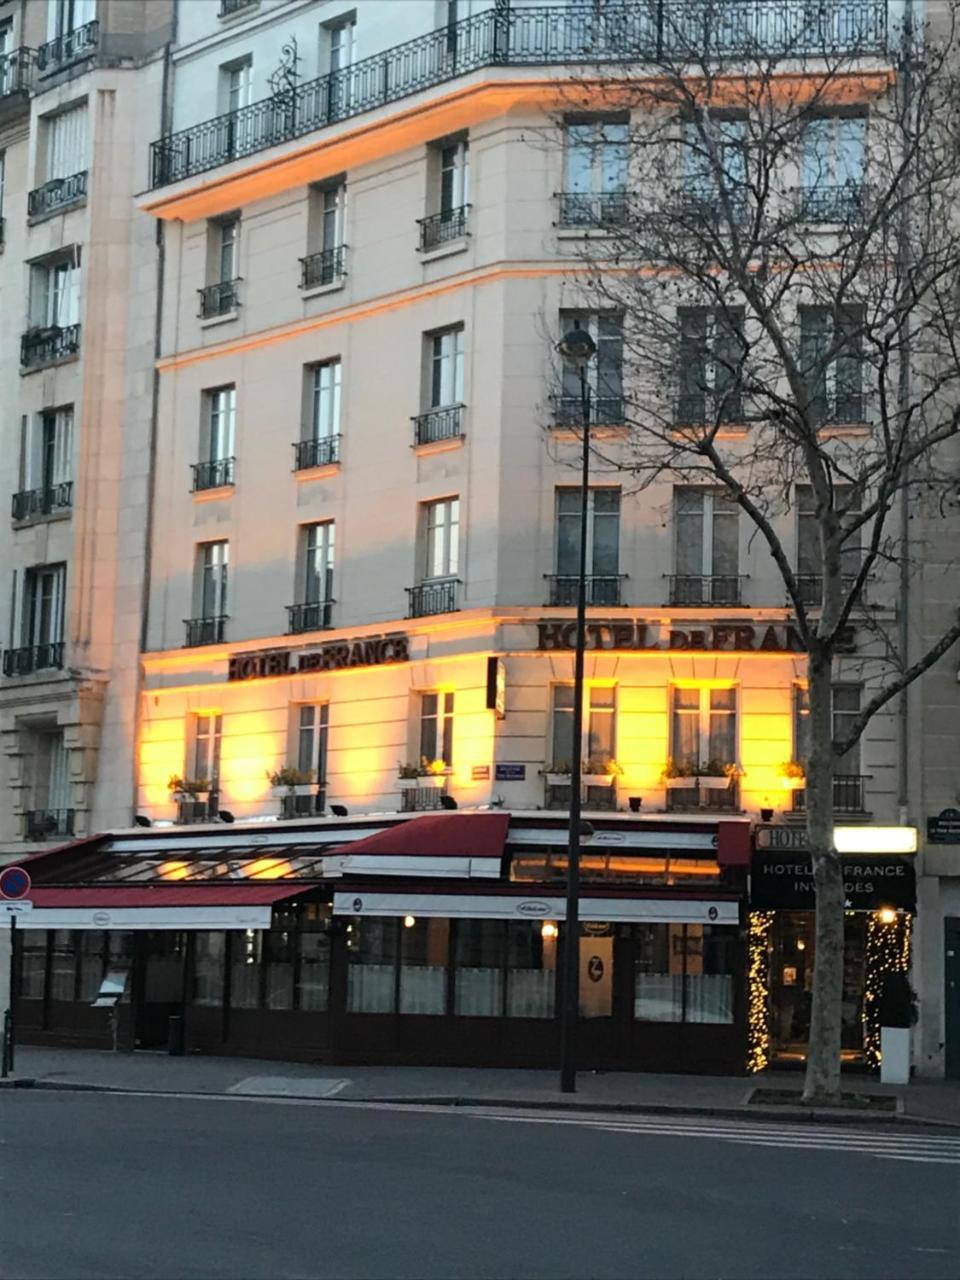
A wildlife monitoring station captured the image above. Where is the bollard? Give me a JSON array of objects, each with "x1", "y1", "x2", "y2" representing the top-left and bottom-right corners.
[
  {"x1": 168, "y1": 1013, "x2": 185, "y2": 1056},
  {"x1": 1, "y1": 1008, "x2": 12, "y2": 1078}
]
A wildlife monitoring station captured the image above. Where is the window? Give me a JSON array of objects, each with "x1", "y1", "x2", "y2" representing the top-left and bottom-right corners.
[
  {"x1": 0, "y1": 151, "x2": 5, "y2": 231},
  {"x1": 297, "y1": 904, "x2": 331, "y2": 1010},
  {"x1": 293, "y1": 522, "x2": 334, "y2": 630},
  {"x1": 306, "y1": 360, "x2": 341, "y2": 441},
  {"x1": 422, "y1": 497, "x2": 459, "y2": 580},
  {"x1": 420, "y1": 691, "x2": 454, "y2": 767},
  {"x1": 399, "y1": 917, "x2": 449, "y2": 1014},
  {"x1": 217, "y1": 218, "x2": 239, "y2": 284},
  {"x1": 325, "y1": 15, "x2": 357, "y2": 119},
  {"x1": 42, "y1": 104, "x2": 87, "y2": 183},
  {"x1": 303, "y1": 183, "x2": 347, "y2": 287},
  {"x1": 195, "y1": 542, "x2": 229, "y2": 625},
  {"x1": 347, "y1": 917, "x2": 397, "y2": 1013},
  {"x1": 454, "y1": 919, "x2": 505, "y2": 1017},
  {"x1": 50, "y1": 930, "x2": 78, "y2": 1001},
  {"x1": 799, "y1": 306, "x2": 864, "y2": 424},
  {"x1": 18, "y1": 563, "x2": 66, "y2": 653},
  {"x1": 634, "y1": 924, "x2": 737, "y2": 1024},
  {"x1": 671, "y1": 686, "x2": 737, "y2": 772},
  {"x1": 677, "y1": 307, "x2": 744, "y2": 424},
  {"x1": 230, "y1": 929, "x2": 261, "y2": 1007},
  {"x1": 506, "y1": 922, "x2": 555, "y2": 1017},
  {"x1": 220, "y1": 59, "x2": 253, "y2": 160},
  {"x1": 801, "y1": 116, "x2": 866, "y2": 219},
  {"x1": 672, "y1": 489, "x2": 740, "y2": 604},
  {"x1": 550, "y1": 685, "x2": 617, "y2": 771},
  {"x1": 189, "y1": 712, "x2": 222, "y2": 787},
  {"x1": 30, "y1": 727, "x2": 70, "y2": 816},
  {"x1": 439, "y1": 138, "x2": 469, "y2": 215},
  {"x1": 30, "y1": 254, "x2": 81, "y2": 329},
  {"x1": 561, "y1": 118, "x2": 628, "y2": 225},
  {"x1": 18, "y1": 407, "x2": 73, "y2": 512},
  {"x1": 427, "y1": 328, "x2": 464, "y2": 410},
  {"x1": 682, "y1": 117, "x2": 746, "y2": 209},
  {"x1": 796, "y1": 484, "x2": 861, "y2": 598},
  {"x1": 48, "y1": 0, "x2": 96, "y2": 40},
  {"x1": 191, "y1": 933, "x2": 226, "y2": 1006},
  {"x1": 202, "y1": 386, "x2": 235, "y2": 463},
  {"x1": 222, "y1": 58, "x2": 252, "y2": 115},
  {"x1": 794, "y1": 684, "x2": 862, "y2": 776},
  {"x1": 297, "y1": 704, "x2": 329, "y2": 808},
  {"x1": 555, "y1": 488, "x2": 620, "y2": 594},
  {"x1": 558, "y1": 311, "x2": 623, "y2": 424}
]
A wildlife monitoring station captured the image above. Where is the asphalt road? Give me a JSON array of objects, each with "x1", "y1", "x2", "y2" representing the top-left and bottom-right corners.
[{"x1": 0, "y1": 1092, "x2": 957, "y2": 1280}]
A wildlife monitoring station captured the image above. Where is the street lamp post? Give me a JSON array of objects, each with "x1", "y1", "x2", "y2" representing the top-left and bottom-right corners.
[{"x1": 556, "y1": 320, "x2": 596, "y2": 1094}]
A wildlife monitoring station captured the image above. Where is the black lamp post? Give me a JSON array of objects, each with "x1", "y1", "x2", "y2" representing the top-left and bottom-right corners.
[{"x1": 556, "y1": 319, "x2": 596, "y2": 1094}]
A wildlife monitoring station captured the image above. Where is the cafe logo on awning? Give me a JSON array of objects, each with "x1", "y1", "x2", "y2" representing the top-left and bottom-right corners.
[
  {"x1": 228, "y1": 633, "x2": 410, "y2": 682},
  {"x1": 537, "y1": 620, "x2": 855, "y2": 654}
]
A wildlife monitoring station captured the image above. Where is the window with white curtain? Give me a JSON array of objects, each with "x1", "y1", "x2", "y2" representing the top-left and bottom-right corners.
[
  {"x1": 422, "y1": 497, "x2": 459, "y2": 579},
  {"x1": 30, "y1": 254, "x2": 81, "y2": 328},
  {"x1": 24, "y1": 406, "x2": 73, "y2": 491},
  {"x1": 32, "y1": 729, "x2": 70, "y2": 813},
  {"x1": 48, "y1": 0, "x2": 97, "y2": 39},
  {"x1": 306, "y1": 360, "x2": 341, "y2": 441},
  {"x1": 195, "y1": 542, "x2": 229, "y2": 619},
  {"x1": 202, "y1": 387, "x2": 235, "y2": 462},
  {"x1": 674, "y1": 489, "x2": 739, "y2": 584},
  {"x1": 299, "y1": 522, "x2": 335, "y2": 610},
  {"x1": 189, "y1": 712, "x2": 222, "y2": 785},
  {"x1": 670, "y1": 686, "x2": 737, "y2": 772},
  {"x1": 634, "y1": 924, "x2": 736, "y2": 1024},
  {"x1": 555, "y1": 488, "x2": 620, "y2": 578},
  {"x1": 20, "y1": 563, "x2": 66, "y2": 649},
  {"x1": 420, "y1": 691, "x2": 454, "y2": 767},
  {"x1": 43, "y1": 104, "x2": 87, "y2": 182},
  {"x1": 428, "y1": 328, "x2": 464, "y2": 409}
]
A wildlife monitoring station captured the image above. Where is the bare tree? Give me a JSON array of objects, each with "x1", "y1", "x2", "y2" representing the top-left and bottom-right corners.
[{"x1": 546, "y1": 0, "x2": 960, "y2": 1100}]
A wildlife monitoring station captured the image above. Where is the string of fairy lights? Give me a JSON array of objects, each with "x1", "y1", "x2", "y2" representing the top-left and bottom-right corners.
[{"x1": 747, "y1": 908, "x2": 911, "y2": 1072}]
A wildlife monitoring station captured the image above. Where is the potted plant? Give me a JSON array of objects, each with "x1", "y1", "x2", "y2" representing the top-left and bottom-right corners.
[
  {"x1": 778, "y1": 760, "x2": 806, "y2": 790},
  {"x1": 697, "y1": 759, "x2": 734, "y2": 790},
  {"x1": 266, "y1": 766, "x2": 316, "y2": 798},
  {"x1": 878, "y1": 970, "x2": 917, "y2": 1085},
  {"x1": 397, "y1": 761, "x2": 422, "y2": 789},
  {"x1": 418, "y1": 757, "x2": 451, "y2": 788},
  {"x1": 582, "y1": 757, "x2": 623, "y2": 787},
  {"x1": 543, "y1": 760, "x2": 573, "y2": 787},
  {"x1": 167, "y1": 775, "x2": 211, "y2": 800},
  {"x1": 661, "y1": 758, "x2": 697, "y2": 789}
]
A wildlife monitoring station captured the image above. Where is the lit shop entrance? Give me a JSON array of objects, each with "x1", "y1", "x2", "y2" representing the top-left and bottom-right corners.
[{"x1": 749, "y1": 845, "x2": 916, "y2": 1070}]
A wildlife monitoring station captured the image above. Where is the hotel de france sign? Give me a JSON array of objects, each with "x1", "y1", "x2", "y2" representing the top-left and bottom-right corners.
[{"x1": 224, "y1": 619, "x2": 856, "y2": 683}]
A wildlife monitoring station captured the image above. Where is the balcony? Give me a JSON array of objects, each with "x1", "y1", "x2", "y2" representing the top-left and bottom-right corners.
[
  {"x1": 413, "y1": 404, "x2": 465, "y2": 446},
  {"x1": 556, "y1": 191, "x2": 630, "y2": 229},
  {"x1": 28, "y1": 171, "x2": 88, "y2": 219},
  {"x1": 11, "y1": 483, "x2": 73, "y2": 523},
  {"x1": 293, "y1": 435, "x2": 341, "y2": 470},
  {"x1": 544, "y1": 779, "x2": 617, "y2": 812},
  {"x1": 407, "y1": 578, "x2": 460, "y2": 618},
  {"x1": 25, "y1": 809, "x2": 75, "y2": 841},
  {"x1": 280, "y1": 790, "x2": 326, "y2": 819},
  {"x1": 545, "y1": 574, "x2": 625, "y2": 607},
  {"x1": 791, "y1": 774, "x2": 869, "y2": 815},
  {"x1": 417, "y1": 206, "x2": 469, "y2": 251},
  {"x1": 666, "y1": 782, "x2": 740, "y2": 813},
  {"x1": 0, "y1": 48, "x2": 35, "y2": 102},
  {"x1": 552, "y1": 396, "x2": 625, "y2": 429},
  {"x1": 219, "y1": 0, "x2": 258, "y2": 15},
  {"x1": 2, "y1": 643, "x2": 65, "y2": 677},
  {"x1": 799, "y1": 183, "x2": 867, "y2": 223},
  {"x1": 177, "y1": 792, "x2": 220, "y2": 825},
  {"x1": 667, "y1": 575, "x2": 745, "y2": 607},
  {"x1": 191, "y1": 457, "x2": 235, "y2": 492},
  {"x1": 184, "y1": 616, "x2": 228, "y2": 647},
  {"x1": 810, "y1": 393, "x2": 865, "y2": 425},
  {"x1": 20, "y1": 325, "x2": 81, "y2": 370},
  {"x1": 300, "y1": 245, "x2": 347, "y2": 289},
  {"x1": 149, "y1": 3, "x2": 888, "y2": 189},
  {"x1": 675, "y1": 393, "x2": 744, "y2": 428},
  {"x1": 198, "y1": 279, "x2": 240, "y2": 319},
  {"x1": 795, "y1": 574, "x2": 860, "y2": 608},
  {"x1": 36, "y1": 20, "x2": 99, "y2": 73},
  {"x1": 400, "y1": 785, "x2": 449, "y2": 813},
  {"x1": 287, "y1": 601, "x2": 334, "y2": 633}
]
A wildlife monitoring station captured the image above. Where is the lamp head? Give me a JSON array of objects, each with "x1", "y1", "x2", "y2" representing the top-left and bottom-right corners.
[{"x1": 557, "y1": 320, "x2": 597, "y2": 371}]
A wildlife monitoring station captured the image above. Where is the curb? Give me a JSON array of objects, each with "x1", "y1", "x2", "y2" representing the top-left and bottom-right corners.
[{"x1": 5, "y1": 1077, "x2": 959, "y2": 1130}]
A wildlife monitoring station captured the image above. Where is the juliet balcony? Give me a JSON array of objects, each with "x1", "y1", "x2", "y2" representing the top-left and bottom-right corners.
[
  {"x1": 20, "y1": 325, "x2": 81, "y2": 371},
  {"x1": 35, "y1": 20, "x2": 99, "y2": 74},
  {"x1": 11, "y1": 483, "x2": 73, "y2": 523},
  {"x1": 2, "y1": 643, "x2": 65, "y2": 677},
  {"x1": 149, "y1": 2, "x2": 889, "y2": 189},
  {"x1": 28, "y1": 171, "x2": 88, "y2": 219}
]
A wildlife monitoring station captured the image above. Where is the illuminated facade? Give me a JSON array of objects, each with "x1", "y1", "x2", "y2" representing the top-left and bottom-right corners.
[{"x1": 0, "y1": 0, "x2": 173, "y2": 854}]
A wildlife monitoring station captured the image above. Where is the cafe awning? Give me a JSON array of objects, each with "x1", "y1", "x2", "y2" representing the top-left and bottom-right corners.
[
  {"x1": 4, "y1": 883, "x2": 309, "y2": 931},
  {"x1": 324, "y1": 811, "x2": 509, "y2": 879}
]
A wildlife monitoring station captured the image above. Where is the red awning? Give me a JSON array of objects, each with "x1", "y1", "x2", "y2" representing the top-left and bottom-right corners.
[
  {"x1": 340, "y1": 812, "x2": 510, "y2": 859},
  {"x1": 28, "y1": 885, "x2": 308, "y2": 908}
]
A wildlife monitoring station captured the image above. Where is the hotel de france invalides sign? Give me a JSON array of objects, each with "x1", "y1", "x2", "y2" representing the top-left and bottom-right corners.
[{"x1": 225, "y1": 619, "x2": 857, "y2": 683}]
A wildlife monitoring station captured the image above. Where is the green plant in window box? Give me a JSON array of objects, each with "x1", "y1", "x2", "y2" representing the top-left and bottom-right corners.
[
  {"x1": 661, "y1": 758, "x2": 697, "y2": 788},
  {"x1": 583, "y1": 757, "x2": 623, "y2": 785},
  {"x1": 778, "y1": 759, "x2": 806, "y2": 790},
  {"x1": 697, "y1": 759, "x2": 740, "y2": 789},
  {"x1": 267, "y1": 766, "x2": 316, "y2": 796},
  {"x1": 397, "y1": 761, "x2": 421, "y2": 780},
  {"x1": 419, "y1": 757, "x2": 451, "y2": 783},
  {"x1": 543, "y1": 759, "x2": 573, "y2": 786},
  {"x1": 167, "y1": 775, "x2": 211, "y2": 798}
]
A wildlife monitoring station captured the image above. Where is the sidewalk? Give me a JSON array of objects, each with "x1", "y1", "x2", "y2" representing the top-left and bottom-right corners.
[{"x1": 6, "y1": 1044, "x2": 960, "y2": 1128}]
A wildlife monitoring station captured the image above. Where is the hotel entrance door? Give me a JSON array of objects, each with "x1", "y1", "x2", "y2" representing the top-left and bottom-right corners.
[{"x1": 769, "y1": 912, "x2": 867, "y2": 1064}]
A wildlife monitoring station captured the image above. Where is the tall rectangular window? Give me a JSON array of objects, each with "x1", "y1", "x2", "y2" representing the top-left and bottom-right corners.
[
  {"x1": 30, "y1": 255, "x2": 81, "y2": 328},
  {"x1": 682, "y1": 117, "x2": 746, "y2": 205},
  {"x1": 297, "y1": 705, "x2": 329, "y2": 796},
  {"x1": 26, "y1": 406, "x2": 73, "y2": 491},
  {"x1": 677, "y1": 307, "x2": 744, "y2": 424},
  {"x1": 550, "y1": 685, "x2": 616, "y2": 770},
  {"x1": 196, "y1": 542, "x2": 228, "y2": 620},
  {"x1": 217, "y1": 218, "x2": 239, "y2": 283},
  {"x1": 563, "y1": 118, "x2": 628, "y2": 196},
  {"x1": 672, "y1": 488, "x2": 739, "y2": 604},
  {"x1": 555, "y1": 488, "x2": 620, "y2": 578},
  {"x1": 189, "y1": 712, "x2": 222, "y2": 785},
  {"x1": 306, "y1": 360, "x2": 341, "y2": 441},
  {"x1": 203, "y1": 387, "x2": 235, "y2": 462},
  {"x1": 21, "y1": 563, "x2": 66, "y2": 649},
  {"x1": 558, "y1": 311, "x2": 623, "y2": 423},
  {"x1": 223, "y1": 58, "x2": 252, "y2": 114},
  {"x1": 799, "y1": 306, "x2": 864, "y2": 423},
  {"x1": 794, "y1": 685, "x2": 862, "y2": 775},
  {"x1": 32, "y1": 728, "x2": 70, "y2": 813},
  {"x1": 298, "y1": 521, "x2": 335, "y2": 626},
  {"x1": 43, "y1": 104, "x2": 87, "y2": 182},
  {"x1": 439, "y1": 137, "x2": 469, "y2": 214},
  {"x1": 220, "y1": 59, "x2": 253, "y2": 159},
  {"x1": 325, "y1": 15, "x2": 357, "y2": 118},
  {"x1": 428, "y1": 328, "x2": 464, "y2": 409},
  {"x1": 802, "y1": 115, "x2": 866, "y2": 218},
  {"x1": 420, "y1": 691, "x2": 454, "y2": 766},
  {"x1": 49, "y1": 0, "x2": 96, "y2": 40},
  {"x1": 796, "y1": 484, "x2": 861, "y2": 585},
  {"x1": 422, "y1": 497, "x2": 459, "y2": 580},
  {"x1": 670, "y1": 686, "x2": 737, "y2": 772}
]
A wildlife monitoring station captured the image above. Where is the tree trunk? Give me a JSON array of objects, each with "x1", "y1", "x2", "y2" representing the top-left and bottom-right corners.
[{"x1": 802, "y1": 654, "x2": 844, "y2": 1103}]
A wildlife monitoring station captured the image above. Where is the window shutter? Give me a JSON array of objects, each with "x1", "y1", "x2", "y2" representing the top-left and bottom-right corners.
[{"x1": 47, "y1": 105, "x2": 87, "y2": 182}]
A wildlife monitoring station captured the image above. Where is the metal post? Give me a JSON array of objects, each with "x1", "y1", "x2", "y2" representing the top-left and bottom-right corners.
[
  {"x1": 7, "y1": 915, "x2": 16, "y2": 1074},
  {"x1": 559, "y1": 370, "x2": 591, "y2": 1093}
]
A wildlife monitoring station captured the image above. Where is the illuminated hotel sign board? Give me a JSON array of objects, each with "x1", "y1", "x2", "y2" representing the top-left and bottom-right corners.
[
  {"x1": 228, "y1": 633, "x2": 410, "y2": 681},
  {"x1": 537, "y1": 620, "x2": 856, "y2": 654}
]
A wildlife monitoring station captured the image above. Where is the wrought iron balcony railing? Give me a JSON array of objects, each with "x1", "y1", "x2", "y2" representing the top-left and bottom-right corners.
[
  {"x1": 400, "y1": 785, "x2": 449, "y2": 813},
  {"x1": 798, "y1": 182, "x2": 867, "y2": 223},
  {"x1": 280, "y1": 789, "x2": 326, "y2": 819},
  {"x1": 413, "y1": 404, "x2": 465, "y2": 446},
  {"x1": 150, "y1": 4, "x2": 888, "y2": 188},
  {"x1": 675, "y1": 392, "x2": 744, "y2": 427},
  {"x1": 556, "y1": 191, "x2": 630, "y2": 228},
  {"x1": 287, "y1": 600, "x2": 334, "y2": 633},
  {"x1": 294, "y1": 435, "x2": 341, "y2": 470},
  {"x1": 191, "y1": 457, "x2": 235, "y2": 492},
  {"x1": 20, "y1": 325, "x2": 81, "y2": 370},
  {"x1": 407, "y1": 577, "x2": 460, "y2": 617},
  {"x1": 25, "y1": 809, "x2": 75, "y2": 841},
  {"x1": 791, "y1": 774, "x2": 868, "y2": 814},
  {"x1": 199, "y1": 279, "x2": 241, "y2": 319},
  {"x1": 545, "y1": 574, "x2": 625, "y2": 607},
  {"x1": 0, "y1": 48, "x2": 35, "y2": 99},
  {"x1": 666, "y1": 782, "x2": 740, "y2": 813},
  {"x1": 185, "y1": 616, "x2": 228, "y2": 647},
  {"x1": 809, "y1": 393, "x2": 865, "y2": 425},
  {"x1": 220, "y1": 0, "x2": 258, "y2": 16},
  {"x1": 177, "y1": 791, "x2": 220, "y2": 825},
  {"x1": 667, "y1": 574, "x2": 745, "y2": 606},
  {"x1": 28, "y1": 171, "x2": 88, "y2": 218},
  {"x1": 544, "y1": 779, "x2": 618, "y2": 812},
  {"x1": 418, "y1": 205, "x2": 470, "y2": 251},
  {"x1": 11, "y1": 483, "x2": 73, "y2": 523},
  {"x1": 552, "y1": 395, "x2": 625, "y2": 428},
  {"x1": 2, "y1": 642, "x2": 65, "y2": 677},
  {"x1": 794, "y1": 574, "x2": 861, "y2": 608},
  {"x1": 300, "y1": 245, "x2": 347, "y2": 289},
  {"x1": 36, "y1": 20, "x2": 99, "y2": 72}
]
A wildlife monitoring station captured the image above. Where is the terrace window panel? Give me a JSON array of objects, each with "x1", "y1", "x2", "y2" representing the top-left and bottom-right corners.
[
  {"x1": 191, "y1": 932, "x2": 226, "y2": 1007},
  {"x1": 505, "y1": 922, "x2": 554, "y2": 1018},
  {"x1": 634, "y1": 923, "x2": 683, "y2": 1022},
  {"x1": 347, "y1": 917, "x2": 398, "y2": 1014},
  {"x1": 229, "y1": 930, "x2": 262, "y2": 1008},
  {"x1": 454, "y1": 919, "x2": 505, "y2": 1017},
  {"x1": 551, "y1": 685, "x2": 575, "y2": 770},
  {"x1": 399, "y1": 917, "x2": 449, "y2": 1015}
]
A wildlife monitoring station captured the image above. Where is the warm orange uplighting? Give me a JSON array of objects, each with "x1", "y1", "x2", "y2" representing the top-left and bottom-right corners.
[
  {"x1": 158, "y1": 861, "x2": 191, "y2": 881},
  {"x1": 244, "y1": 858, "x2": 295, "y2": 880}
]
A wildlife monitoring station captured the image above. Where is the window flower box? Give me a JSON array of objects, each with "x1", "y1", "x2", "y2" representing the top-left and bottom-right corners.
[
  {"x1": 271, "y1": 783, "x2": 317, "y2": 800},
  {"x1": 663, "y1": 774, "x2": 697, "y2": 790},
  {"x1": 582, "y1": 773, "x2": 616, "y2": 788},
  {"x1": 697, "y1": 774, "x2": 732, "y2": 791},
  {"x1": 544, "y1": 772, "x2": 573, "y2": 787}
]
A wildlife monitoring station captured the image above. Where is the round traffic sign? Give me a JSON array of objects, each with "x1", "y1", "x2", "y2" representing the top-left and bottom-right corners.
[{"x1": 0, "y1": 866, "x2": 31, "y2": 900}]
